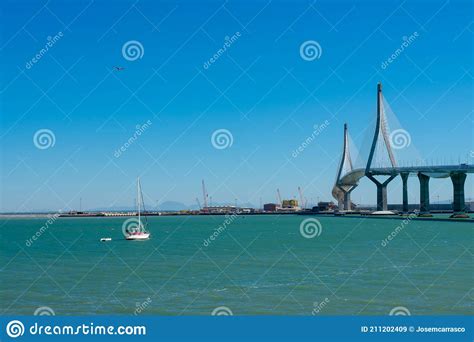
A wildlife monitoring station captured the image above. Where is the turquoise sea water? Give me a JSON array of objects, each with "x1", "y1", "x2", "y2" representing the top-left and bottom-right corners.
[{"x1": 0, "y1": 215, "x2": 472, "y2": 315}]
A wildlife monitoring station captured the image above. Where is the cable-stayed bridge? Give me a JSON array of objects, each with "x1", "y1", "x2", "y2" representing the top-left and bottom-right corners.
[{"x1": 332, "y1": 83, "x2": 473, "y2": 216}]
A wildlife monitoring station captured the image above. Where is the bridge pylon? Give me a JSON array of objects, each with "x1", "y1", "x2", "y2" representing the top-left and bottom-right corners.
[
  {"x1": 365, "y1": 83, "x2": 397, "y2": 211},
  {"x1": 335, "y1": 123, "x2": 356, "y2": 210}
]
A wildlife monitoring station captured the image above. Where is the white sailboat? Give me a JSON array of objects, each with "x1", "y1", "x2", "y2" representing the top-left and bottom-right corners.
[{"x1": 125, "y1": 178, "x2": 150, "y2": 240}]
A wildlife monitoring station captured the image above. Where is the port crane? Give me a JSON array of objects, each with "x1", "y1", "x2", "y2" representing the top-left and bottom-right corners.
[
  {"x1": 276, "y1": 188, "x2": 282, "y2": 206},
  {"x1": 202, "y1": 179, "x2": 209, "y2": 208},
  {"x1": 298, "y1": 186, "x2": 307, "y2": 209}
]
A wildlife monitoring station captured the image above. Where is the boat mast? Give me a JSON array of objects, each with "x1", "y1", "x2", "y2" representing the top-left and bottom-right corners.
[{"x1": 137, "y1": 177, "x2": 141, "y2": 228}]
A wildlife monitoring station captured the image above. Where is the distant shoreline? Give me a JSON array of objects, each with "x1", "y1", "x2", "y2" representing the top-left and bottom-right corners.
[{"x1": 1, "y1": 211, "x2": 472, "y2": 223}]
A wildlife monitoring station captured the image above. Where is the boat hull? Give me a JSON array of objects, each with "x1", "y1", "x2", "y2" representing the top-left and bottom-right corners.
[{"x1": 125, "y1": 233, "x2": 150, "y2": 240}]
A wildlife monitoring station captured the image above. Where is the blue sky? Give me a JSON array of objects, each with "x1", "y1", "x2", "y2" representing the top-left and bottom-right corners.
[{"x1": 0, "y1": 0, "x2": 472, "y2": 212}]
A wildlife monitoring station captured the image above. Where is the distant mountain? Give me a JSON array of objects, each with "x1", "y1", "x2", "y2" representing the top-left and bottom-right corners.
[
  {"x1": 89, "y1": 201, "x2": 196, "y2": 212},
  {"x1": 87, "y1": 206, "x2": 136, "y2": 212},
  {"x1": 157, "y1": 201, "x2": 191, "y2": 211},
  {"x1": 158, "y1": 201, "x2": 258, "y2": 211},
  {"x1": 211, "y1": 202, "x2": 257, "y2": 208}
]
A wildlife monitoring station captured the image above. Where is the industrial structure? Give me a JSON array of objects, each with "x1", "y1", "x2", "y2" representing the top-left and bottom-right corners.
[{"x1": 266, "y1": 188, "x2": 302, "y2": 212}]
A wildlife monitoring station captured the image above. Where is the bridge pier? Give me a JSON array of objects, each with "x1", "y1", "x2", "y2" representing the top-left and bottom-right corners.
[
  {"x1": 344, "y1": 191, "x2": 351, "y2": 211},
  {"x1": 450, "y1": 173, "x2": 467, "y2": 216},
  {"x1": 337, "y1": 187, "x2": 355, "y2": 211},
  {"x1": 400, "y1": 172, "x2": 409, "y2": 213},
  {"x1": 418, "y1": 173, "x2": 431, "y2": 215},
  {"x1": 376, "y1": 184, "x2": 387, "y2": 211},
  {"x1": 343, "y1": 188, "x2": 355, "y2": 211},
  {"x1": 367, "y1": 174, "x2": 396, "y2": 211}
]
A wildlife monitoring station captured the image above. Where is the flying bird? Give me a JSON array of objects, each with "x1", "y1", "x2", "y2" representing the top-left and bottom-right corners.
[{"x1": 113, "y1": 66, "x2": 125, "y2": 71}]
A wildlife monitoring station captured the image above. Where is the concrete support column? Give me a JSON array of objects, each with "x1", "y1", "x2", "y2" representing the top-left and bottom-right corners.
[
  {"x1": 451, "y1": 173, "x2": 467, "y2": 213},
  {"x1": 338, "y1": 198, "x2": 344, "y2": 211},
  {"x1": 367, "y1": 174, "x2": 396, "y2": 212},
  {"x1": 418, "y1": 173, "x2": 430, "y2": 214},
  {"x1": 343, "y1": 190, "x2": 353, "y2": 211},
  {"x1": 343, "y1": 192, "x2": 351, "y2": 211},
  {"x1": 376, "y1": 183, "x2": 388, "y2": 211},
  {"x1": 400, "y1": 172, "x2": 409, "y2": 213}
]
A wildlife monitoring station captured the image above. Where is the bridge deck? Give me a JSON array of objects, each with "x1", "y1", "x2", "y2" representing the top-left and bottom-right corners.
[{"x1": 332, "y1": 164, "x2": 473, "y2": 202}]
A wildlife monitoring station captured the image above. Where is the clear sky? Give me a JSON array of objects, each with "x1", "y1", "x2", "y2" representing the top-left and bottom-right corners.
[{"x1": 0, "y1": 0, "x2": 473, "y2": 212}]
